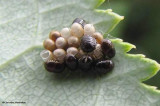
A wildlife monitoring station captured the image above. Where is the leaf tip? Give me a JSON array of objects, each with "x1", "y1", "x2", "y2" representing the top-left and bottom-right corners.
[
  {"x1": 152, "y1": 60, "x2": 160, "y2": 74},
  {"x1": 111, "y1": 38, "x2": 136, "y2": 52},
  {"x1": 106, "y1": 9, "x2": 124, "y2": 20},
  {"x1": 155, "y1": 63, "x2": 160, "y2": 72},
  {"x1": 141, "y1": 83, "x2": 160, "y2": 94},
  {"x1": 106, "y1": 9, "x2": 112, "y2": 12}
]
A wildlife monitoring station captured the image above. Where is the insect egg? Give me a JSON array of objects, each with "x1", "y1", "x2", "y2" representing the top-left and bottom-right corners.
[
  {"x1": 84, "y1": 24, "x2": 95, "y2": 36},
  {"x1": 72, "y1": 18, "x2": 86, "y2": 28},
  {"x1": 101, "y1": 39, "x2": 116, "y2": 58},
  {"x1": 40, "y1": 50, "x2": 54, "y2": 62},
  {"x1": 108, "y1": 48, "x2": 116, "y2": 58},
  {"x1": 55, "y1": 37, "x2": 67, "y2": 49},
  {"x1": 76, "y1": 49, "x2": 86, "y2": 59},
  {"x1": 65, "y1": 54, "x2": 78, "y2": 71},
  {"x1": 53, "y1": 49, "x2": 66, "y2": 63},
  {"x1": 78, "y1": 55, "x2": 93, "y2": 71},
  {"x1": 92, "y1": 32, "x2": 103, "y2": 44},
  {"x1": 49, "y1": 31, "x2": 61, "y2": 41},
  {"x1": 67, "y1": 36, "x2": 80, "y2": 48},
  {"x1": 92, "y1": 44, "x2": 103, "y2": 59},
  {"x1": 67, "y1": 47, "x2": 78, "y2": 56},
  {"x1": 71, "y1": 23, "x2": 84, "y2": 38},
  {"x1": 43, "y1": 38, "x2": 56, "y2": 51},
  {"x1": 80, "y1": 35, "x2": 97, "y2": 52},
  {"x1": 95, "y1": 60, "x2": 114, "y2": 74},
  {"x1": 61, "y1": 28, "x2": 71, "y2": 39},
  {"x1": 44, "y1": 60, "x2": 65, "y2": 73}
]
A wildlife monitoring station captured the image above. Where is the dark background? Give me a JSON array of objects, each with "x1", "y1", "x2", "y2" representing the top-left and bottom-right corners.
[{"x1": 99, "y1": 0, "x2": 160, "y2": 89}]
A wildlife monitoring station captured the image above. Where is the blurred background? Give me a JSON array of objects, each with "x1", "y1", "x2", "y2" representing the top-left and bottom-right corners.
[{"x1": 99, "y1": 0, "x2": 160, "y2": 89}]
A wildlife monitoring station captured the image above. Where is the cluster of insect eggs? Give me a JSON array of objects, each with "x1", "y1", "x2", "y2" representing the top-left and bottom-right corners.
[{"x1": 40, "y1": 18, "x2": 115, "y2": 74}]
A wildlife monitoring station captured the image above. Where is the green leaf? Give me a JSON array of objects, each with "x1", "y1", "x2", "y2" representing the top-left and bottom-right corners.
[{"x1": 0, "y1": 0, "x2": 160, "y2": 106}]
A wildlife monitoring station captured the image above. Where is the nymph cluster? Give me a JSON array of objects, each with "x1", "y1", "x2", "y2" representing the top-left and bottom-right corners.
[{"x1": 40, "y1": 18, "x2": 116, "y2": 74}]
